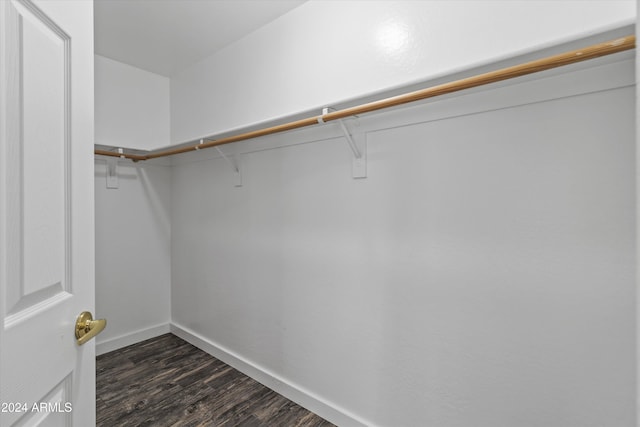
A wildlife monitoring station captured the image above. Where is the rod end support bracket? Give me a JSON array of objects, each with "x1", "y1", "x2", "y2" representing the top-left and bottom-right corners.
[
  {"x1": 106, "y1": 157, "x2": 119, "y2": 189},
  {"x1": 351, "y1": 132, "x2": 367, "y2": 179}
]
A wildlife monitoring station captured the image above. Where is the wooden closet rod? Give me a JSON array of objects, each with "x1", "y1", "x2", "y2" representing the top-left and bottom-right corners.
[{"x1": 96, "y1": 35, "x2": 635, "y2": 162}]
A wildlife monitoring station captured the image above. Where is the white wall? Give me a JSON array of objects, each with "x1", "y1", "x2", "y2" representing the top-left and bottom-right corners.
[
  {"x1": 92, "y1": 1, "x2": 637, "y2": 424},
  {"x1": 170, "y1": 54, "x2": 636, "y2": 426},
  {"x1": 167, "y1": 2, "x2": 636, "y2": 424},
  {"x1": 95, "y1": 55, "x2": 170, "y2": 151},
  {"x1": 94, "y1": 56, "x2": 172, "y2": 353},
  {"x1": 170, "y1": 0, "x2": 635, "y2": 144},
  {"x1": 94, "y1": 159, "x2": 172, "y2": 354}
]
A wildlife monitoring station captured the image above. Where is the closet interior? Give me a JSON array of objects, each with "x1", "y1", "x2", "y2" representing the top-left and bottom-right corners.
[{"x1": 93, "y1": 2, "x2": 637, "y2": 426}]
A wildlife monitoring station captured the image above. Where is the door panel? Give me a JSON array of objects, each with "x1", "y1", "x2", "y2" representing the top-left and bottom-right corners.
[
  {"x1": 6, "y1": 0, "x2": 70, "y2": 321},
  {"x1": 20, "y1": 0, "x2": 68, "y2": 301},
  {"x1": 0, "y1": 0, "x2": 95, "y2": 425}
]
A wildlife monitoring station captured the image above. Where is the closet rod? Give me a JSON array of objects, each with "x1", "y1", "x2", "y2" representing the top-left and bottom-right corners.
[{"x1": 96, "y1": 35, "x2": 635, "y2": 162}]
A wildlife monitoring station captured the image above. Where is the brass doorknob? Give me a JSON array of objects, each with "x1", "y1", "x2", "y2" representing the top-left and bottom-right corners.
[{"x1": 75, "y1": 311, "x2": 107, "y2": 345}]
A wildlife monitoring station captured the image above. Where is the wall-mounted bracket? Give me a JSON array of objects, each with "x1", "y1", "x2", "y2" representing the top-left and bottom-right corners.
[
  {"x1": 319, "y1": 107, "x2": 366, "y2": 179},
  {"x1": 337, "y1": 119, "x2": 366, "y2": 179},
  {"x1": 215, "y1": 146, "x2": 242, "y2": 187},
  {"x1": 106, "y1": 157, "x2": 119, "y2": 189}
]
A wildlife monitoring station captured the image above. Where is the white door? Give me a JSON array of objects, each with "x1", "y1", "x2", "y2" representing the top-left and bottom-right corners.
[{"x1": 0, "y1": 0, "x2": 96, "y2": 425}]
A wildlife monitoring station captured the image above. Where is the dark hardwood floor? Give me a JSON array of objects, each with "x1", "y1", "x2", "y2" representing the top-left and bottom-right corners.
[{"x1": 96, "y1": 333, "x2": 335, "y2": 427}]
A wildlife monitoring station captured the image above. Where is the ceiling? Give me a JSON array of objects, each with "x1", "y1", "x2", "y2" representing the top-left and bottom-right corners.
[{"x1": 94, "y1": 0, "x2": 307, "y2": 77}]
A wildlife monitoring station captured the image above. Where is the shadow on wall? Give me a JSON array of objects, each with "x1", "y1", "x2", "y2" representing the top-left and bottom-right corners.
[{"x1": 94, "y1": 159, "x2": 172, "y2": 349}]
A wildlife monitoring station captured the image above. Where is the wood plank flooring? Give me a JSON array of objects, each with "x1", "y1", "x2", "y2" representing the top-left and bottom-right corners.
[{"x1": 96, "y1": 333, "x2": 335, "y2": 427}]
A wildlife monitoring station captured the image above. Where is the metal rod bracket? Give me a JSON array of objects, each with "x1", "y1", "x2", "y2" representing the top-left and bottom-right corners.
[
  {"x1": 320, "y1": 107, "x2": 366, "y2": 179},
  {"x1": 349, "y1": 131, "x2": 367, "y2": 179},
  {"x1": 106, "y1": 157, "x2": 119, "y2": 189},
  {"x1": 215, "y1": 146, "x2": 242, "y2": 187}
]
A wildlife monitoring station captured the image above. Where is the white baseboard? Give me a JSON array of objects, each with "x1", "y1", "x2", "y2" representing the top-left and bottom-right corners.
[
  {"x1": 170, "y1": 322, "x2": 371, "y2": 427},
  {"x1": 96, "y1": 323, "x2": 171, "y2": 356}
]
